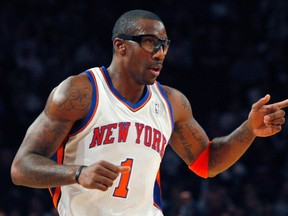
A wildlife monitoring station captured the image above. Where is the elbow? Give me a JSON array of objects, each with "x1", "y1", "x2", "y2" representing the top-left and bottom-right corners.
[
  {"x1": 10, "y1": 160, "x2": 24, "y2": 186},
  {"x1": 208, "y1": 171, "x2": 219, "y2": 178},
  {"x1": 208, "y1": 167, "x2": 228, "y2": 178}
]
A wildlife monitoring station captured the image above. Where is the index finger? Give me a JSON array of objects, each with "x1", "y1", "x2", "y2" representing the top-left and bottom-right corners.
[
  {"x1": 100, "y1": 161, "x2": 130, "y2": 174},
  {"x1": 118, "y1": 166, "x2": 130, "y2": 173},
  {"x1": 97, "y1": 160, "x2": 120, "y2": 173},
  {"x1": 273, "y1": 99, "x2": 288, "y2": 110}
]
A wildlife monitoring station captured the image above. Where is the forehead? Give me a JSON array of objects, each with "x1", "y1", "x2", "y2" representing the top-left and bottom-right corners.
[{"x1": 135, "y1": 19, "x2": 167, "y2": 39}]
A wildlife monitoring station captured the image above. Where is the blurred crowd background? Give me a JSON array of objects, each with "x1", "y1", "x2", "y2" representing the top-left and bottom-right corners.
[{"x1": 1, "y1": 0, "x2": 288, "y2": 215}]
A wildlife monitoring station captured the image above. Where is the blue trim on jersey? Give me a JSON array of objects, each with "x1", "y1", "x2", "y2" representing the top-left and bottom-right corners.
[
  {"x1": 153, "y1": 179, "x2": 162, "y2": 209},
  {"x1": 50, "y1": 153, "x2": 57, "y2": 162},
  {"x1": 69, "y1": 71, "x2": 97, "y2": 134},
  {"x1": 156, "y1": 82, "x2": 175, "y2": 131},
  {"x1": 101, "y1": 66, "x2": 150, "y2": 110}
]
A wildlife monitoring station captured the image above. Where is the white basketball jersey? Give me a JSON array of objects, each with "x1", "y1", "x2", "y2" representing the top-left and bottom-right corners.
[{"x1": 50, "y1": 66, "x2": 174, "y2": 216}]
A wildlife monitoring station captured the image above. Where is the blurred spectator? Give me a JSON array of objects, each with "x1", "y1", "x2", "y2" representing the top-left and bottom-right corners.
[{"x1": 178, "y1": 190, "x2": 199, "y2": 216}]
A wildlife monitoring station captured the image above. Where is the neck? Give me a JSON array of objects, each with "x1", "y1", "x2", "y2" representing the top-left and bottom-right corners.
[{"x1": 106, "y1": 65, "x2": 146, "y2": 104}]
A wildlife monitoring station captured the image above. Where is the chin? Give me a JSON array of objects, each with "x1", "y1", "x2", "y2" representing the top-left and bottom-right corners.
[{"x1": 146, "y1": 79, "x2": 156, "y2": 85}]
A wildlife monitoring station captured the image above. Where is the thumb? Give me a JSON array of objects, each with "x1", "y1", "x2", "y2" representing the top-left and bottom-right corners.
[
  {"x1": 118, "y1": 166, "x2": 130, "y2": 173},
  {"x1": 252, "y1": 94, "x2": 270, "y2": 109}
]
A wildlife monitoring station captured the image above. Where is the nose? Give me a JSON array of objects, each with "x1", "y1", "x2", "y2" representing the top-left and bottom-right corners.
[{"x1": 152, "y1": 46, "x2": 165, "y2": 61}]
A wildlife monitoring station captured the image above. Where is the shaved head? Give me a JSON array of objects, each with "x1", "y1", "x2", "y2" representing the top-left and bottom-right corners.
[{"x1": 112, "y1": 9, "x2": 163, "y2": 39}]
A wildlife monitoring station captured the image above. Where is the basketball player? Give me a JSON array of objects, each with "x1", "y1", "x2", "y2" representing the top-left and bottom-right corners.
[{"x1": 11, "y1": 9, "x2": 288, "y2": 216}]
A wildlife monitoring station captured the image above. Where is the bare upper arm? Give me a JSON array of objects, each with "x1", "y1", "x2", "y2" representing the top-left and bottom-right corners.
[
  {"x1": 15, "y1": 73, "x2": 93, "y2": 158},
  {"x1": 162, "y1": 85, "x2": 209, "y2": 165}
]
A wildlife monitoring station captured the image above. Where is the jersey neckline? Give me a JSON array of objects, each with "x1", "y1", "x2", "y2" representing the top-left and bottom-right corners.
[{"x1": 100, "y1": 66, "x2": 152, "y2": 112}]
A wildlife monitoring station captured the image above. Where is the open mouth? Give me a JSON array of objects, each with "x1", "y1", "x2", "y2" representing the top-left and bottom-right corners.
[
  {"x1": 151, "y1": 66, "x2": 160, "y2": 72},
  {"x1": 150, "y1": 64, "x2": 162, "y2": 72}
]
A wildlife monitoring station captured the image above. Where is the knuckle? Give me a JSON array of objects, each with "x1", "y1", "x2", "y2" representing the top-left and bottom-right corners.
[{"x1": 97, "y1": 160, "x2": 106, "y2": 165}]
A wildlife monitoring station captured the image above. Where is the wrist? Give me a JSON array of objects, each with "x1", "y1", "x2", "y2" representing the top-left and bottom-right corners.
[
  {"x1": 75, "y1": 165, "x2": 87, "y2": 184},
  {"x1": 244, "y1": 120, "x2": 256, "y2": 137}
]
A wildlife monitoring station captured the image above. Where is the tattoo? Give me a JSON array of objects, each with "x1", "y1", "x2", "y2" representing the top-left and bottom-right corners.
[
  {"x1": 28, "y1": 114, "x2": 69, "y2": 156},
  {"x1": 208, "y1": 122, "x2": 254, "y2": 171},
  {"x1": 174, "y1": 122, "x2": 206, "y2": 162},
  {"x1": 209, "y1": 153, "x2": 222, "y2": 169},
  {"x1": 183, "y1": 146, "x2": 194, "y2": 161},
  {"x1": 19, "y1": 113, "x2": 73, "y2": 187},
  {"x1": 174, "y1": 124, "x2": 194, "y2": 161},
  {"x1": 56, "y1": 78, "x2": 91, "y2": 112},
  {"x1": 185, "y1": 123, "x2": 207, "y2": 149},
  {"x1": 180, "y1": 94, "x2": 190, "y2": 110},
  {"x1": 234, "y1": 125, "x2": 254, "y2": 143},
  {"x1": 163, "y1": 86, "x2": 173, "y2": 97},
  {"x1": 163, "y1": 86, "x2": 191, "y2": 112}
]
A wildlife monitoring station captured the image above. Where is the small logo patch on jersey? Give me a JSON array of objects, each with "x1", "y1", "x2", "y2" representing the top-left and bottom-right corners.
[{"x1": 151, "y1": 99, "x2": 161, "y2": 115}]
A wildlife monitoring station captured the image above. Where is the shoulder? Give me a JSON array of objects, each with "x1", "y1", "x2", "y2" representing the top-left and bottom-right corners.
[
  {"x1": 45, "y1": 73, "x2": 93, "y2": 121},
  {"x1": 161, "y1": 85, "x2": 192, "y2": 122}
]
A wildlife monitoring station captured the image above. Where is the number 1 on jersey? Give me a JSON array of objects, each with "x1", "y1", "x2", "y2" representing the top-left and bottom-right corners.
[{"x1": 113, "y1": 158, "x2": 133, "y2": 198}]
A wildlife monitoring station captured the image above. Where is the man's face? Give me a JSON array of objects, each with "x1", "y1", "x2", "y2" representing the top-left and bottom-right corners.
[{"x1": 122, "y1": 19, "x2": 168, "y2": 85}]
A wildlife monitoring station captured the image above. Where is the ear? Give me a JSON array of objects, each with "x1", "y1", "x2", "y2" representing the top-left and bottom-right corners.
[{"x1": 113, "y1": 39, "x2": 126, "y2": 54}]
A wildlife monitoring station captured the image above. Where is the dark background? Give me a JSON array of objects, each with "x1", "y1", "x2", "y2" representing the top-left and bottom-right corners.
[{"x1": 1, "y1": 0, "x2": 288, "y2": 215}]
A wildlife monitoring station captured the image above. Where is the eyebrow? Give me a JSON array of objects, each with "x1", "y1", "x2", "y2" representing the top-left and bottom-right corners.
[{"x1": 117, "y1": 34, "x2": 170, "y2": 42}]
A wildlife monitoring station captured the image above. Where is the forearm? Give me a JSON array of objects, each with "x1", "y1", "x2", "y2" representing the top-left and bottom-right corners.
[
  {"x1": 208, "y1": 120, "x2": 256, "y2": 177},
  {"x1": 11, "y1": 153, "x2": 78, "y2": 188}
]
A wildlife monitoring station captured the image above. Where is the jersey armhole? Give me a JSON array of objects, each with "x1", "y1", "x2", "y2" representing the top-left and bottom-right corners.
[{"x1": 69, "y1": 70, "x2": 98, "y2": 135}]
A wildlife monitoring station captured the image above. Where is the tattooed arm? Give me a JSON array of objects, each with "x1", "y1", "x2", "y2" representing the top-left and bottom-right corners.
[
  {"x1": 163, "y1": 86, "x2": 288, "y2": 177},
  {"x1": 11, "y1": 73, "x2": 93, "y2": 188}
]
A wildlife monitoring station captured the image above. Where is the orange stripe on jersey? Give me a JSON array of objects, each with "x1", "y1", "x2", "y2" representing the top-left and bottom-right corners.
[
  {"x1": 48, "y1": 139, "x2": 68, "y2": 208},
  {"x1": 56, "y1": 141, "x2": 65, "y2": 164},
  {"x1": 153, "y1": 202, "x2": 162, "y2": 211},
  {"x1": 49, "y1": 186, "x2": 61, "y2": 208},
  {"x1": 156, "y1": 170, "x2": 161, "y2": 195}
]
